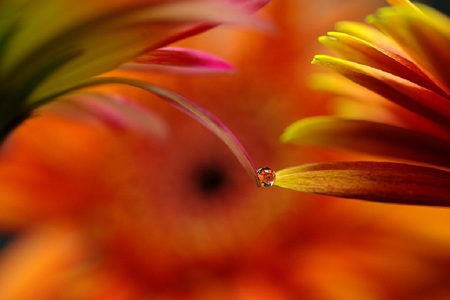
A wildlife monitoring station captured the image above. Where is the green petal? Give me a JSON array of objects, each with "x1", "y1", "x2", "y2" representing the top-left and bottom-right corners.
[
  {"x1": 275, "y1": 161, "x2": 450, "y2": 206},
  {"x1": 311, "y1": 55, "x2": 450, "y2": 127},
  {"x1": 282, "y1": 116, "x2": 450, "y2": 169}
]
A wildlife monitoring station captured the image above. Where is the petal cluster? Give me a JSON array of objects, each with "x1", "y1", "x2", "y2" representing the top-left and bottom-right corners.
[{"x1": 277, "y1": 0, "x2": 450, "y2": 206}]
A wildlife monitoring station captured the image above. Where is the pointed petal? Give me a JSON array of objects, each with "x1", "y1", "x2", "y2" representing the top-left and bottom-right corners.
[
  {"x1": 309, "y1": 73, "x2": 450, "y2": 141},
  {"x1": 275, "y1": 161, "x2": 450, "y2": 206},
  {"x1": 120, "y1": 47, "x2": 235, "y2": 75},
  {"x1": 367, "y1": 4, "x2": 450, "y2": 95},
  {"x1": 318, "y1": 32, "x2": 446, "y2": 97},
  {"x1": 4, "y1": 0, "x2": 266, "y2": 104},
  {"x1": 47, "y1": 93, "x2": 169, "y2": 140},
  {"x1": 70, "y1": 77, "x2": 259, "y2": 185},
  {"x1": 282, "y1": 116, "x2": 450, "y2": 169},
  {"x1": 334, "y1": 21, "x2": 406, "y2": 56},
  {"x1": 311, "y1": 55, "x2": 450, "y2": 127}
]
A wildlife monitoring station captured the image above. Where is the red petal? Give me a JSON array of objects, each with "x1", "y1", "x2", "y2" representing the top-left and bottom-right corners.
[{"x1": 275, "y1": 161, "x2": 450, "y2": 206}]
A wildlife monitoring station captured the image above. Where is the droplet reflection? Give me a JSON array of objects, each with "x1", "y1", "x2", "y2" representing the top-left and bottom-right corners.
[{"x1": 257, "y1": 167, "x2": 276, "y2": 187}]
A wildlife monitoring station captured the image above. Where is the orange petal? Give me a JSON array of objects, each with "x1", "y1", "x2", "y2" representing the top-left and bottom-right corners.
[{"x1": 275, "y1": 161, "x2": 450, "y2": 206}]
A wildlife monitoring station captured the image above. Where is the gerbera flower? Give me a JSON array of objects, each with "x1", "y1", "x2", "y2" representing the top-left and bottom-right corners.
[
  {"x1": 4, "y1": 1, "x2": 450, "y2": 299},
  {"x1": 275, "y1": 0, "x2": 450, "y2": 206}
]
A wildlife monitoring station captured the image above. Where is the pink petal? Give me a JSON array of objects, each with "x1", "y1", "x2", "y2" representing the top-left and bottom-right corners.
[
  {"x1": 275, "y1": 161, "x2": 450, "y2": 206},
  {"x1": 47, "y1": 93, "x2": 169, "y2": 140},
  {"x1": 76, "y1": 77, "x2": 259, "y2": 186},
  {"x1": 120, "y1": 47, "x2": 235, "y2": 75}
]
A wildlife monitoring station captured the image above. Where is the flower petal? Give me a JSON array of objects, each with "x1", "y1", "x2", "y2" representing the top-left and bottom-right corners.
[
  {"x1": 3, "y1": 0, "x2": 266, "y2": 104},
  {"x1": 47, "y1": 93, "x2": 169, "y2": 140},
  {"x1": 318, "y1": 32, "x2": 446, "y2": 97},
  {"x1": 282, "y1": 116, "x2": 450, "y2": 169},
  {"x1": 334, "y1": 21, "x2": 406, "y2": 56},
  {"x1": 275, "y1": 161, "x2": 450, "y2": 206},
  {"x1": 120, "y1": 47, "x2": 235, "y2": 75},
  {"x1": 367, "y1": 4, "x2": 450, "y2": 95},
  {"x1": 311, "y1": 55, "x2": 450, "y2": 127},
  {"x1": 70, "y1": 77, "x2": 259, "y2": 185}
]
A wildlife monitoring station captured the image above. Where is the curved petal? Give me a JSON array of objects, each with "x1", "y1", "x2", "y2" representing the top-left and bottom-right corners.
[
  {"x1": 67, "y1": 77, "x2": 259, "y2": 186},
  {"x1": 275, "y1": 161, "x2": 450, "y2": 206},
  {"x1": 367, "y1": 4, "x2": 450, "y2": 95},
  {"x1": 3, "y1": 0, "x2": 266, "y2": 104},
  {"x1": 47, "y1": 93, "x2": 169, "y2": 140},
  {"x1": 282, "y1": 116, "x2": 450, "y2": 169},
  {"x1": 311, "y1": 55, "x2": 450, "y2": 127},
  {"x1": 334, "y1": 21, "x2": 406, "y2": 56},
  {"x1": 120, "y1": 47, "x2": 235, "y2": 75},
  {"x1": 318, "y1": 32, "x2": 446, "y2": 97}
]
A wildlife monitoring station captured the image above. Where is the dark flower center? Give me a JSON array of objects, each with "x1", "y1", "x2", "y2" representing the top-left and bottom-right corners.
[{"x1": 196, "y1": 164, "x2": 228, "y2": 196}]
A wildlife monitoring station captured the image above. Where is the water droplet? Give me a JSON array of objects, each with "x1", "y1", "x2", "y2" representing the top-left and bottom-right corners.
[{"x1": 257, "y1": 167, "x2": 276, "y2": 187}]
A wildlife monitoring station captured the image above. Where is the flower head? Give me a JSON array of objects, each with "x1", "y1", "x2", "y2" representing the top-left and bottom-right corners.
[
  {"x1": 276, "y1": 0, "x2": 450, "y2": 206},
  {"x1": 4, "y1": 1, "x2": 450, "y2": 299}
]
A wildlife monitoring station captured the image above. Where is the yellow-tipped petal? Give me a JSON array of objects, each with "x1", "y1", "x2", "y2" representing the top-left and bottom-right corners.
[
  {"x1": 275, "y1": 161, "x2": 450, "y2": 206},
  {"x1": 334, "y1": 21, "x2": 405, "y2": 56},
  {"x1": 312, "y1": 55, "x2": 450, "y2": 127},
  {"x1": 282, "y1": 116, "x2": 450, "y2": 169},
  {"x1": 367, "y1": 4, "x2": 450, "y2": 94},
  {"x1": 318, "y1": 32, "x2": 445, "y2": 96}
]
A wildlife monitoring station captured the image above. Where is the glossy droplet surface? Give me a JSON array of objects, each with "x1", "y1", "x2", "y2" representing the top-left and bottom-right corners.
[{"x1": 257, "y1": 167, "x2": 276, "y2": 187}]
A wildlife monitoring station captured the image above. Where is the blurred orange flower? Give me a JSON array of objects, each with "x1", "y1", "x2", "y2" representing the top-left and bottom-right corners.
[{"x1": 3, "y1": 1, "x2": 450, "y2": 300}]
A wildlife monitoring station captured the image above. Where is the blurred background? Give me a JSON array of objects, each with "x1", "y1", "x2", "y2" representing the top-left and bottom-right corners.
[{"x1": 1, "y1": 0, "x2": 450, "y2": 299}]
